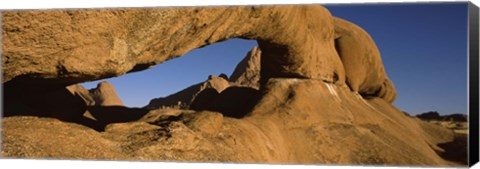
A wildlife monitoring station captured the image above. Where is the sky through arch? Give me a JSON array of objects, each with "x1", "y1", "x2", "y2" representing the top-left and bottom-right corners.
[{"x1": 81, "y1": 38, "x2": 258, "y2": 108}]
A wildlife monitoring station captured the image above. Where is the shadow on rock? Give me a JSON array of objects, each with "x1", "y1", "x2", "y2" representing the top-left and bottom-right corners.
[
  {"x1": 87, "y1": 106, "x2": 149, "y2": 125},
  {"x1": 190, "y1": 86, "x2": 260, "y2": 118},
  {"x1": 3, "y1": 78, "x2": 149, "y2": 132},
  {"x1": 3, "y1": 81, "x2": 93, "y2": 130},
  {"x1": 436, "y1": 133, "x2": 468, "y2": 165},
  {"x1": 189, "y1": 88, "x2": 220, "y2": 110},
  {"x1": 3, "y1": 81, "x2": 87, "y2": 121}
]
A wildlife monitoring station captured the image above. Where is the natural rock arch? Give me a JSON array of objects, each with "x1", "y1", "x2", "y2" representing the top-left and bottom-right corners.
[
  {"x1": 333, "y1": 17, "x2": 397, "y2": 103},
  {"x1": 2, "y1": 5, "x2": 396, "y2": 117},
  {"x1": 3, "y1": 6, "x2": 343, "y2": 85},
  {"x1": 2, "y1": 6, "x2": 461, "y2": 166}
]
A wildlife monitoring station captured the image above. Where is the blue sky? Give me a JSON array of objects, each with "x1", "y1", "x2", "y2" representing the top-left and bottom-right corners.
[
  {"x1": 82, "y1": 2, "x2": 469, "y2": 115},
  {"x1": 324, "y1": 2, "x2": 468, "y2": 115},
  {"x1": 82, "y1": 39, "x2": 258, "y2": 108}
]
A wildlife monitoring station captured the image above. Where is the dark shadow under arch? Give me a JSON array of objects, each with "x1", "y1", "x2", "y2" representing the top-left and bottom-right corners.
[{"x1": 3, "y1": 38, "x2": 262, "y2": 131}]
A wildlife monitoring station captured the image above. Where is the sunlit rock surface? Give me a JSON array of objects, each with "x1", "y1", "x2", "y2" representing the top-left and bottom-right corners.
[{"x1": 1, "y1": 5, "x2": 463, "y2": 166}]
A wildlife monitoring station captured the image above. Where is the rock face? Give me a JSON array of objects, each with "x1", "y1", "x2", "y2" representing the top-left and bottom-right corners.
[
  {"x1": 146, "y1": 74, "x2": 231, "y2": 109},
  {"x1": 89, "y1": 81, "x2": 124, "y2": 106},
  {"x1": 191, "y1": 86, "x2": 260, "y2": 118},
  {"x1": 230, "y1": 46, "x2": 261, "y2": 89},
  {"x1": 2, "y1": 116, "x2": 128, "y2": 160},
  {"x1": 3, "y1": 83, "x2": 93, "y2": 122},
  {"x1": 2, "y1": 6, "x2": 344, "y2": 87},
  {"x1": 2, "y1": 79, "x2": 459, "y2": 165},
  {"x1": 1, "y1": 5, "x2": 462, "y2": 166},
  {"x1": 3, "y1": 5, "x2": 396, "y2": 111},
  {"x1": 66, "y1": 84, "x2": 96, "y2": 106},
  {"x1": 333, "y1": 17, "x2": 396, "y2": 103},
  {"x1": 203, "y1": 75, "x2": 230, "y2": 93}
]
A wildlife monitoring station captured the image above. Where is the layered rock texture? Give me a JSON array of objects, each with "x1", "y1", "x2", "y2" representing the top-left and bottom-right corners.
[{"x1": 1, "y1": 5, "x2": 465, "y2": 166}]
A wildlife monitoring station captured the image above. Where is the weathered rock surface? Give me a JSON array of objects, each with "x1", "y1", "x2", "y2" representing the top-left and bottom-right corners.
[
  {"x1": 2, "y1": 79, "x2": 459, "y2": 165},
  {"x1": 66, "y1": 84, "x2": 96, "y2": 106},
  {"x1": 3, "y1": 5, "x2": 396, "y2": 111},
  {"x1": 146, "y1": 74, "x2": 231, "y2": 109},
  {"x1": 2, "y1": 6, "x2": 344, "y2": 87},
  {"x1": 1, "y1": 5, "x2": 459, "y2": 166},
  {"x1": 89, "y1": 81, "x2": 124, "y2": 106},
  {"x1": 145, "y1": 83, "x2": 204, "y2": 109},
  {"x1": 1, "y1": 116, "x2": 128, "y2": 160},
  {"x1": 203, "y1": 75, "x2": 230, "y2": 93},
  {"x1": 333, "y1": 17, "x2": 396, "y2": 103},
  {"x1": 229, "y1": 46, "x2": 261, "y2": 89},
  {"x1": 182, "y1": 111, "x2": 224, "y2": 136},
  {"x1": 191, "y1": 86, "x2": 260, "y2": 118}
]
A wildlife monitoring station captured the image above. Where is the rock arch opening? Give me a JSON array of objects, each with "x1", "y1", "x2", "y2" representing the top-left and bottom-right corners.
[
  {"x1": 78, "y1": 38, "x2": 263, "y2": 119},
  {"x1": 3, "y1": 5, "x2": 466, "y2": 165},
  {"x1": 3, "y1": 5, "x2": 397, "y2": 132},
  {"x1": 3, "y1": 38, "x2": 263, "y2": 130},
  {"x1": 80, "y1": 38, "x2": 258, "y2": 108}
]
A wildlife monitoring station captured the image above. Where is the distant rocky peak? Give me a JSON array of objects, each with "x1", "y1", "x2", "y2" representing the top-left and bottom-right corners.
[
  {"x1": 89, "y1": 81, "x2": 124, "y2": 106},
  {"x1": 229, "y1": 46, "x2": 261, "y2": 89},
  {"x1": 203, "y1": 74, "x2": 231, "y2": 93}
]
